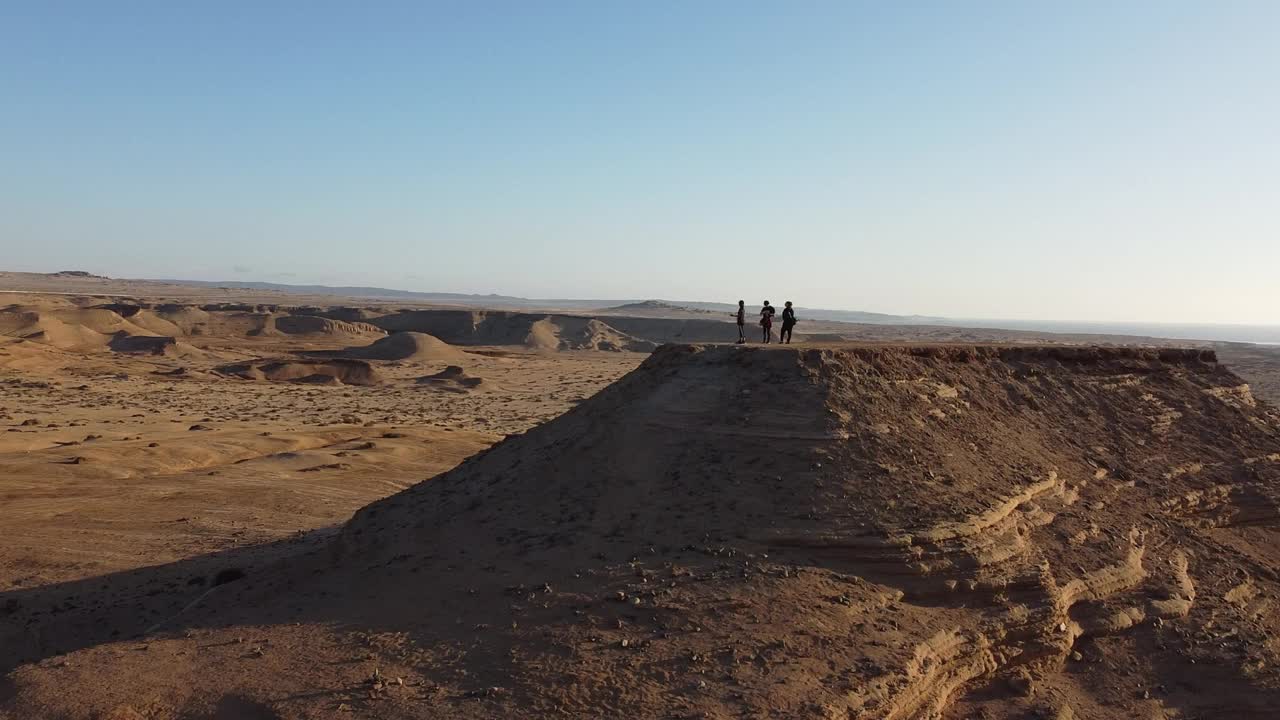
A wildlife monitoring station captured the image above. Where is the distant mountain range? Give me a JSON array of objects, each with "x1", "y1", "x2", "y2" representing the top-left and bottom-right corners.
[{"x1": 148, "y1": 279, "x2": 948, "y2": 326}]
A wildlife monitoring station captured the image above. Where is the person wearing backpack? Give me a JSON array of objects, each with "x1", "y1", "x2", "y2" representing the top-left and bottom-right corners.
[
  {"x1": 759, "y1": 300, "x2": 776, "y2": 343},
  {"x1": 780, "y1": 301, "x2": 797, "y2": 344}
]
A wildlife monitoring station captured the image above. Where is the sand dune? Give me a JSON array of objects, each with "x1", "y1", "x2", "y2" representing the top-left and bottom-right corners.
[
  {"x1": 106, "y1": 334, "x2": 207, "y2": 358},
  {"x1": 0, "y1": 304, "x2": 389, "y2": 361},
  {"x1": 87, "y1": 303, "x2": 187, "y2": 338},
  {"x1": 339, "y1": 331, "x2": 467, "y2": 362},
  {"x1": 0, "y1": 307, "x2": 172, "y2": 353},
  {"x1": 550, "y1": 317, "x2": 657, "y2": 352},
  {"x1": 415, "y1": 364, "x2": 484, "y2": 390},
  {"x1": 215, "y1": 358, "x2": 382, "y2": 385},
  {"x1": 0, "y1": 306, "x2": 160, "y2": 349},
  {"x1": 373, "y1": 310, "x2": 656, "y2": 351}
]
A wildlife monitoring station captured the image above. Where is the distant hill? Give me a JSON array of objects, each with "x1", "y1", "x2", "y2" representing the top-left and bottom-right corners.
[
  {"x1": 53, "y1": 270, "x2": 107, "y2": 279},
  {"x1": 149, "y1": 279, "x2": 531, "y2": 304},
  {"x1": 147, "y1": 280, "x2": 947, "y2": 325},
  {"x1": 601, "y1": 300, "x2": 716, "y2": 315}
]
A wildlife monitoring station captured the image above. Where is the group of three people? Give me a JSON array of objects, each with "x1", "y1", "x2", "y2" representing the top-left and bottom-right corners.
[{"x1": 734, "y1": 300, "x2": 796, "y2": 344}]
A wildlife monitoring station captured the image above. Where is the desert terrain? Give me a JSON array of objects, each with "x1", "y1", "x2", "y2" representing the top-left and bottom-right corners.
[{"x1": 2, "y1": 272, "x2": 1280, "y2": 719}]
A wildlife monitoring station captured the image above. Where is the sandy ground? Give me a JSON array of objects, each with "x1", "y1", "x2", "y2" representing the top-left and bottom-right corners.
[
  {"x1": 2, "y1": 274, "x2": 1280, "y2": 719},
  {"x1": 0, "y1": 346, "x2": 640, "y2": 590}
]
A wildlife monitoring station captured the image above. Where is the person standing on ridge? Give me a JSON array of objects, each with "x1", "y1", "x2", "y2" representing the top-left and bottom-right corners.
[
  {"x1": 732, "y1": 300, "x2": 746, "y2": 343},
  {"x1": 780, "y1": 301, "x2": 797, "y2": 344},
  {"x1": 759, "y1": 300, "x2": 776, "y2": 343}
]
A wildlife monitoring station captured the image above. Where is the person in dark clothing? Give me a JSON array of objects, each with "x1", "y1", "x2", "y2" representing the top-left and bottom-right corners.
[
  {"x1": 732, "y1": 300, "x2": 746, "y2": 343},
  {"x1": 759, "y1": 300, "x2": 775, "y2": 343},
  {"x1": 780, "y1": 301, "x2": 797, "y2": 344}
]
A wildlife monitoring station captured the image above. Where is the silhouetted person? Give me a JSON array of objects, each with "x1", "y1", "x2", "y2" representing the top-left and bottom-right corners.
[
  {"x1": 759, "y1": 300, "x2": 775, "y2": 343},
  {"x1": 732, "y1": 300, "x2": 746, "y2": 343},
  {"x1": 780, "y1": 301, "x2": 796, "y2": 343}
]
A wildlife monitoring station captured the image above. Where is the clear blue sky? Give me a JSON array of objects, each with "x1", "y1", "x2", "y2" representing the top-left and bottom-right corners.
[{"x1": 3, "y1": 2, "x2": 1277, "y2": 323}]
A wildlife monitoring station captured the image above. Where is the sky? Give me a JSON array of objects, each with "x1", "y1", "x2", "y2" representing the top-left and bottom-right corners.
[{"x1": 2, "y1": 2, "x2": 1277, "y2": 324}]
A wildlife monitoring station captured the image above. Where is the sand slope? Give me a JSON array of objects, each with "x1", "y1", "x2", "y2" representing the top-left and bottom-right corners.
[
  {"x1": 215, "y1": 358, "x2": 382, "y2": 385},
  {"x1": 415, "y1": 364, "x2": 484, "y2": 391},
  {"x1": 339, "y1": 332, "x2": 467, "y2": 362},
  {"x1": 0, "y1": 301, "x2": 384, "y2": 345},
  {"x1": 0, "y1": 306, "x2": 210, "y2": 359},
  {"x1": 0, "y1": 303, "x2": 396, "y2": 368},
  {"x1": 0, "y1": 307, "x2": 156, "y2": 351},
  {"x1": 373, "y1": 310, "x2": 656, "y2": 351}
]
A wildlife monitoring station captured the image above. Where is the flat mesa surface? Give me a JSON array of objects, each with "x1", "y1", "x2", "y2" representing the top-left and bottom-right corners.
[{"x1": 3, "y1": 283, "x2": 1280, "y2": 720}]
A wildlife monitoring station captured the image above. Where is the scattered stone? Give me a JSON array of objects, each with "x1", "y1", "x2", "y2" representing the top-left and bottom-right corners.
[{"x1": 1009, "y1": 668, "x2": 1036, "y2": 697}]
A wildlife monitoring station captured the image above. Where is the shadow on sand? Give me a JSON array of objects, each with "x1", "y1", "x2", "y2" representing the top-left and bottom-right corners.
[{"x1": 0, "y1": 527, "x2": 337, "y2": 674}]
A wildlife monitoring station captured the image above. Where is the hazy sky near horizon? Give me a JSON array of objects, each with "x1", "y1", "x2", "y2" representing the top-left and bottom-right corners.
[{"x1": 3, "y1": 2, "x2": 1277, "y2": 323}]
